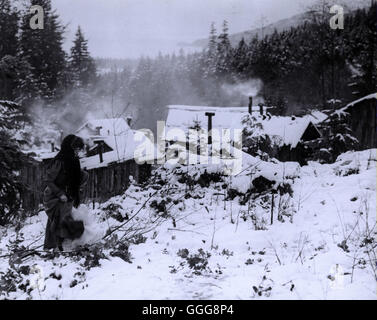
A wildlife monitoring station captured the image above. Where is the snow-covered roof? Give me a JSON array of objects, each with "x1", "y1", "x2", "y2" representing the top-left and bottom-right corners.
[
  {"x1": 165, "y1": 105, "x2": 271, "y2": 133},
  {"x1": 76, "y1": 118, "x2": 131, "y2": 137},
  {"x1": 75, "y1": 117, "x2": 155, "y2": 169},
  {"x1": 26, "y1": 118, "x2": 157, "y2": 169},
  {"x1": 26, "y1": 132, "x2": 156, "y2": 168},
  {"x1": 251, "y1": 114, "x2": 324, "y2": 148},
  {"x1": 81, "y1": 133, "x2": 134, "y2": 170},
  {"x1": 80, "y1": 130, "x2": 158, "y2": 170},
  {"x1": 165, "y1": 105, "x2": 327, "y2": 149},
  {"x1": 344, "y1": 93, "x2": 377, "y2": 109},
  {"x1": 23, "y1": 148, "x2": 58, "y2": 161},
  {"x1": 333, "y1": 93, "x2": 377, "y2": 115}
]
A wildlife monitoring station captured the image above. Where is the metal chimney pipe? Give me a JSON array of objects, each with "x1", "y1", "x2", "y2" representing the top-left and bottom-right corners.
[
  {"x1": 95, "y1": 126, "x2": 102, "y2": 136},
  {"x1": 259, "y1": 103, "x2": 264, "y2": 116},
  {"x1": 205, "y1": 112, "x2": 215, "y2": 145},
  {"x1": 248, "y1": 97, "x2": 253, "y2": 114},
  {"x1": 98, "y1": 141, "x2": 103, "y2": 163},
  {"x1": 51, "y1": 142, "x2": 54, "y2": 152},
  {"x1": 95, "y1": 141, "x2": 104, "y2": 163}
]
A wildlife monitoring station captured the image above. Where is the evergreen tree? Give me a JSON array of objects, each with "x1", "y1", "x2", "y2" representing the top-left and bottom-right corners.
[
  {"x1": 216, "y1": 20, "x2": 233, "y2": 78},
  {"x1": 19, "y1": 0, "x2": 67, "y2": 100},
  {"x1": 204, "y1": 22, "x2": 218, "y2": 78},
  {"x1": 0, "y1": 100, "x2": 30, "y2": 225},
  {"x1": 69, "y1": 26, "x2": 97, "y2": 87},
  {"x1": 0, "y1": 0, "x2": 19, "y2": 58},
  {"x1": 0, "y1": 0, "x2": 20, "y2": 100},
  {"x1": 307, "y1": 107, "x2": 359, "y2": 163},
  {"x1": 232, "y1": 38, "x2": 249, "y2": 78},
  {"x1": 347, "y1": 3, "x2": 377, "y2": 97}
]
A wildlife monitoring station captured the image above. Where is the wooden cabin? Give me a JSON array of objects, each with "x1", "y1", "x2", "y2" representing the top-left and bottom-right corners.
[{"x1": 164, "y1": 104, "x2": 327, "y2": 165}]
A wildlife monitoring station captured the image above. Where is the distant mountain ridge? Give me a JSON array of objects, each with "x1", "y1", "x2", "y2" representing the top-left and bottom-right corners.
[{"x1": 191, "y1": 12, "x2": 310, "y2": 48}]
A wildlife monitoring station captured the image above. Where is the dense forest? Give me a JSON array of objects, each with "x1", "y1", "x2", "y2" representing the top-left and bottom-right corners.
[
  {"x1": 107, "y1": 1, "x2": 377, "y2": 131},
  {"x1": 0, "y1": 0, "x2": 376, "y2": 137}
]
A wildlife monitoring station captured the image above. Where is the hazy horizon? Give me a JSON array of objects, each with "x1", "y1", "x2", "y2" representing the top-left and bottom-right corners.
[
  {"x1": 49, "y1": 0, "x2": 371, "y2": 60},
  {"x1": 51, "y1": 0, "x2": 319, "y2": 59}
]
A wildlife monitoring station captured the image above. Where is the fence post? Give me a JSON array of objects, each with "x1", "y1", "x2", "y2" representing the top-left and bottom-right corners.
[{"x1": 270, "y1": 192, "x2": 275, "y2": 225}]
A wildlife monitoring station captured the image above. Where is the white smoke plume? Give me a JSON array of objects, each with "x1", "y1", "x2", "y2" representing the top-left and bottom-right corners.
[{"x1": 222, "y1": 79, "x2": 265, "y2": 105}]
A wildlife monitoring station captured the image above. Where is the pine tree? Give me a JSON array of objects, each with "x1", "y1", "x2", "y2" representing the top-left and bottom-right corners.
[
  {"x1": 218, "y1": 20, "x2": 231, "y2": 51},
  {"x1": 232, "y1": 38, "x2": 249, "y2": 78},
  {"x1": 19, "y1": 0, "x2": 67, "y2": 100},
  {"x1": 204, "y1": 22, "x2": 218, "y2": 78},
  {"x1": 216, "y1": 20, "x2": 232, "y2": 78},
  {"x1": 208, "y1": 22, "x2": 217, "y2": 55},
  {"x1": 307, "y1": 108, "x2": 359, "y2": 163},
  {"x1": 0, "y1": 0, "x2": 19, "y2": 57},
  {"x1": 0, "y1": 0, "x2": 20, "y2": 100},
  {"x1": 69, "y1": 26, "x2": 97, "y2": 87},
  {"x1": 348, "y1": 3, "x2": 377, "y2": 97},
  {"x1": 0, "y1": 100, "x2": 30, "y2": 225}
]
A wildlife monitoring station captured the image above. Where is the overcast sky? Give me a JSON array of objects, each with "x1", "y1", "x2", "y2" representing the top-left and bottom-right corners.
[{"x1": 51, "y1": 0, "x2": 318, "y2": 59}]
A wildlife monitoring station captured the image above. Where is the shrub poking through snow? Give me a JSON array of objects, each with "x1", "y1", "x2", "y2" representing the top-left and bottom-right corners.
[
  {"x1": 0, "y1": 264, "x2": 38, "y2": 298},
  {"x1": 252, "y1": 275, "x2": 274, "y2": 298},
  {"x1": 70, "y1": 244, "x2": 108, "y2": 270},
  {"x1": 177, "y1": 248, "x2": 189, "y2": 259},
  {"x1": 250, "y1": 212, "x2": 268, "y2": 231},
  {"x1": 177, "y1": 248, "x2": 212, "y2": 275},
  {"x1": 221, "y1": 249, "x2": 233, "y2": 258},
  {"x1": 186, "y1": 249, "x2": 211, "y2": 274},
  {"x1": 129, "y1": 234, "x2": 147, "y2": 245},
  {"x1": 0, "y1": 268, "x2": 23, "y2": 295},
  {"x1": 252, "y1": 176, "x2": 276, "y2": 193},
  {"x1": 110, "y1": 242, "x2": 132, "y2": 263},
  {"x1": 277, "y1": 183, "x2": 294, "y2": 197},
  {"x1": 102, "y1": 203, "x2": 128, "y2": 222},
  {"x1": 197, "y1": 171, "x2": 223, "y2": 188},
  {"x1": 150, "y1": 199, "x2": 171, "y2": 217},
  {"x1": 337, "y1": 240, "x2": 350, "y2": 253},
  {"x1": 226, "y1": 189, "x2": 244, "y2": 201}
]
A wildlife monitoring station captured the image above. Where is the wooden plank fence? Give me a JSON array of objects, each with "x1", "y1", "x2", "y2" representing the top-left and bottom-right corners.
[{"x1": 20, "y1": 159, "x2": 151, "y2": 213}]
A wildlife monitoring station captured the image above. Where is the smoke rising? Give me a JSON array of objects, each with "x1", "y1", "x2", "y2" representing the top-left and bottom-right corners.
[{"x1": 222, "y1": 79, "x2": 265, "y2": 105}]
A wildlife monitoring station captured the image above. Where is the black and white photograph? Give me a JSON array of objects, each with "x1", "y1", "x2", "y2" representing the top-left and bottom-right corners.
[{"x1": 0, "y1": 0, "x2": 376, "y2": 301}]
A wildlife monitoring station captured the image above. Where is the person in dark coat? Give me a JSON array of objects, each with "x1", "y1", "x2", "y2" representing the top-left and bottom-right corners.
[{"x1": 43, "y1": 134, "x2": 89, "y2": 251}]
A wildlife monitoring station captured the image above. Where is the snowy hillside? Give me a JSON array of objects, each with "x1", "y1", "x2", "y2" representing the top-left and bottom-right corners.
[{"x1": 0, "y1": 149, "x2": 376, "y2": 300}]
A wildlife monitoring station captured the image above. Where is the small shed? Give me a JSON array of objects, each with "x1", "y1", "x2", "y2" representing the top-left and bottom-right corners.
[{"x1": 277, "y1": 121, "x2": 323, "y2": 165}]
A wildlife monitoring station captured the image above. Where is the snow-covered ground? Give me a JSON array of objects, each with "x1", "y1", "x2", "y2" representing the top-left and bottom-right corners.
[{"x1": 0, "y1": 149, "x2": 376, "y2": 300}]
